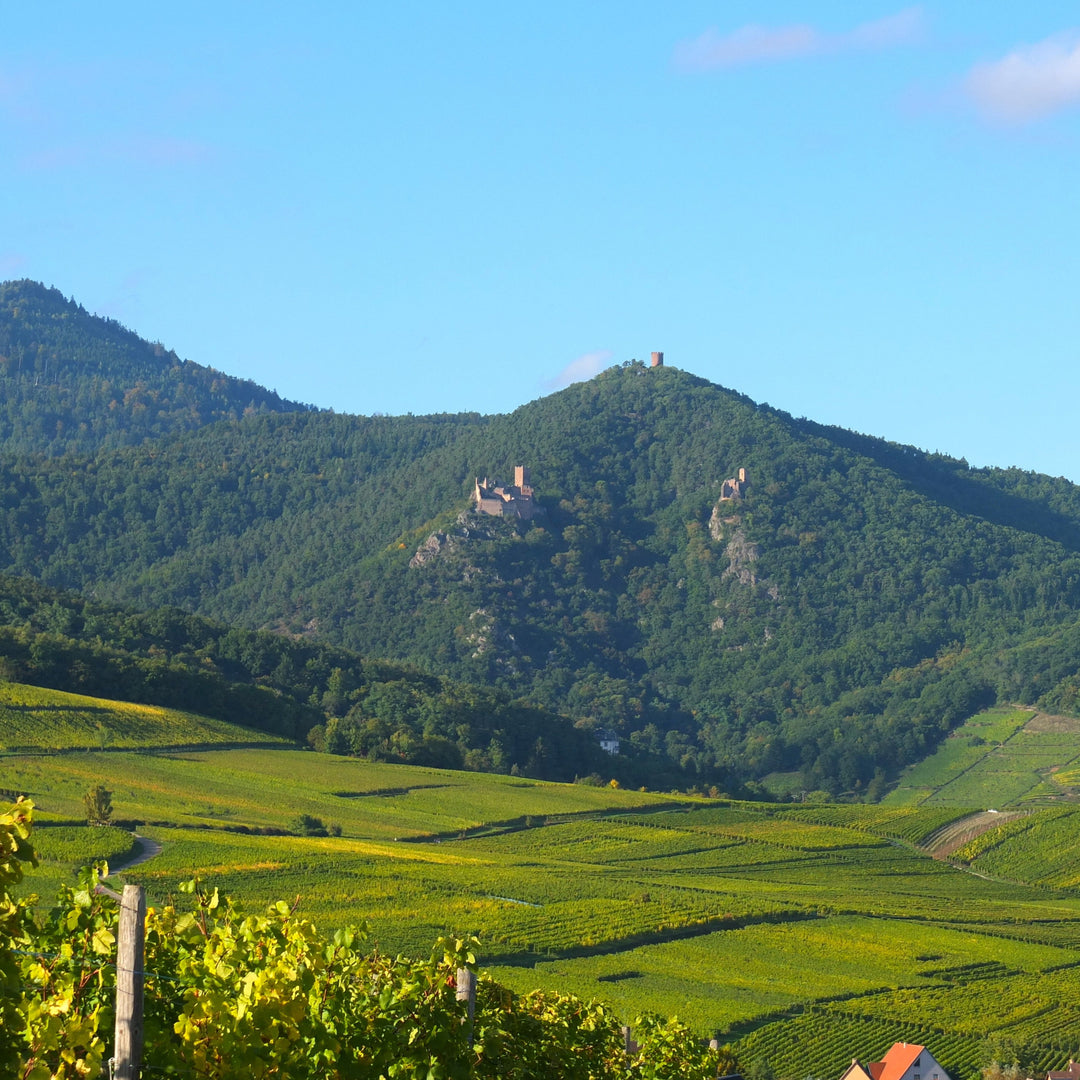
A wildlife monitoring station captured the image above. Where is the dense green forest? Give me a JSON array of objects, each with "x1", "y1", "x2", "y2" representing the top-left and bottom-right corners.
[
  {"x1": 0, "y1": 280, "x2": 311, "y2": 455},
  {"x1": 3, "y1": 280, "x2": 1080, "y2": 794}
]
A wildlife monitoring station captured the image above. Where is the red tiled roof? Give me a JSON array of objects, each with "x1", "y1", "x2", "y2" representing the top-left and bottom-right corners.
[{"x1": 871, "y1": 1043, "x2": 926, "y2": 1080}]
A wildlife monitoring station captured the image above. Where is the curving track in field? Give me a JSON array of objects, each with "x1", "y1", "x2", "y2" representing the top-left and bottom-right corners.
[
  {"x1": 919, "y1": 809, "x2": 1029, "y2": 859},
  {"x1": 106, "y1": 833, "x2": 163, "y2": 876}
]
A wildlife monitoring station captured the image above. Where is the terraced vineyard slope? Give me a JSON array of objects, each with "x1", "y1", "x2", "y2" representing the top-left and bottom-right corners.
[
  {"x1": 7, "y1": 719, "x2": 1080, "y2": 1079},
  {"x1": 920, "y1": 810, "x2": 1030, "y2": 858},
  {"x1": 885, "y1": 706, "x2": 1080, "y2": 806},
  {"x1": 950, "y1": 806, "x2": 1080, "y2": 889}
]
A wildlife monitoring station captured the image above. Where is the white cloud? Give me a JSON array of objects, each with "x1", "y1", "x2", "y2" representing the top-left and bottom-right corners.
[
  {"x1": 543, "y1": 350, "x2": 613, "y2": 392},
  {"x1": 0, "y1": 253, "x2": 27, "y2": 277},
  {"x1": 674, "y1": 7, "x2": 924, "y2": 72},
  {"x1": 846, "y1": 8, "x2": 924, "y2": 50},
  {"x1": 964, "y1": 32, "x2": 1080, "y2": 123},
  {"x1": 674, "y1": 24, "x2": 819, "y2": 71},
  {"x1": 20, "y1": 135, "x2": 213, "y2": 172}
]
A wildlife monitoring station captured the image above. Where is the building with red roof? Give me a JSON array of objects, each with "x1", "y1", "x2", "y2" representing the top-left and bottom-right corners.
[{"x1": 840, "y1": 1044, "x2": 950, "y2": 1080}]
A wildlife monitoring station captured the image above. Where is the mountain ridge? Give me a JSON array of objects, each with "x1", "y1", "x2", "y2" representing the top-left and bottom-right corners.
[
  {"x1": 0, "y1": 279, "x2": 314, "y2": 456},
  {"x1": 3, "y1": 283, "x2": 1080, "y2": 793}
]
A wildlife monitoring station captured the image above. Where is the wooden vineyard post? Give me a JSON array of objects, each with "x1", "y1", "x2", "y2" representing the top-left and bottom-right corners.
[
  {"x1": 456, "y1": 967, "x2": 476, "y2": 1045},
  {"x1": 113, "y1": 884, "x2": 146, "y2": 1080}
]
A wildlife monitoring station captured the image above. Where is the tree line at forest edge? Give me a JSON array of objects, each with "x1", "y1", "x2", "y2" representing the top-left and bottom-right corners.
[
  {"x1": 3, "y1": 279, "x2": 1080, "y2": 795},
  {"x1": 0, "y1": 574, "x2": 662, "y2": 787}
]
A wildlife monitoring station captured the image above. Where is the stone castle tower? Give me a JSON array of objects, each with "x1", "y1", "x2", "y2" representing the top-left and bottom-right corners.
[
  {"x1": 650, "y1": 351, "x2": 664, "y2": 367},
  {"x1": 719, "y1": 468, "x2": 747, "y2": 501},
  {"x1": 474, "y1": 465, "x2": 541, "y2": 520}
]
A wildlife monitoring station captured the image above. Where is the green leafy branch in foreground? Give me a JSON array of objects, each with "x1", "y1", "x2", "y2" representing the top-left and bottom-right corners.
[
  {"x1": 1, "y1": 801, "x2": 728, "y2": 1079},
  {"x1": 1, "y1": 797, "x2": 38, "y2": 1078}
]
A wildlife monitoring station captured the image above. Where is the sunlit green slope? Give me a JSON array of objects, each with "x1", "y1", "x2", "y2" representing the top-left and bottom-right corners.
[
  {"x1": 8, "y1": 745, "x2": 1080, "y2": 1078},
  {"x1": 0, "y1": 680, "x2": 292, "y2": 753}
]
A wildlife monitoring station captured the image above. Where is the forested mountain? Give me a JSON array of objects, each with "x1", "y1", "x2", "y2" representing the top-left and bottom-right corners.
[
  {"x1": 3, "y1": 281, "x2": 1080, "y2": 794},
  {"x1": 0, "y1": 280, "x2": 312, "y2": 455}
]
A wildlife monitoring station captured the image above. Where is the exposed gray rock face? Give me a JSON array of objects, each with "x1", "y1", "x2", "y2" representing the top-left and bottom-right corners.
[
  {"x1": 722, "y1": 529, "x2": 761, "y2": 586},
  {"x1": 709, "y1": 500, "x2": 782, "y2": 621},
  {"x1": 465, "y1": 608, "x2": 519, "y2": 659},
  {"x1": 409, "y1": 511, "x2": 510, "y2": 569},
  {"x1": 409, "y1": 531, "x2": 447, "y2": 568},
  {"x1": 708, "y1": 503, "x2": 739, "y2": 542}
]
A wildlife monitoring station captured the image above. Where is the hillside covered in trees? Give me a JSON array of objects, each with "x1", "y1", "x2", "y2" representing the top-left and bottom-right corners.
[
  {"x1": 0, "y1": 574, "x2": 625, "y2": 786},
  {"x1": 3, "y1": 280, "x2": 1080, "y2": 794},
  {"x1": 0, "y1": 280, "x2": 312, "y2": 456}
]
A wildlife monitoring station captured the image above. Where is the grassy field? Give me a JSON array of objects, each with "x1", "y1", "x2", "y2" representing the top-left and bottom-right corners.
[{"x1": 6, "y1": 689, "x2": 1080, "y2": 1078}]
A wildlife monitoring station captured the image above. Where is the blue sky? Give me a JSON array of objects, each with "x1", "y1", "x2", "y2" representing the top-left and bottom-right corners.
[{"x1": 2, "y1": 4, "x2": 1079, "y2": 478}]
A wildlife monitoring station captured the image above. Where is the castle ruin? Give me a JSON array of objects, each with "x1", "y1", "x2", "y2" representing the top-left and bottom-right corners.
[
  {"x1": 650, "y1": 351, "x2": 664, "y2": 367},
  {"x1": 719, "y1": 468, "x2": 747, "y2": 501},
  {"x1": 474, "y1": 465, "x2": 541, "y2": 520}
]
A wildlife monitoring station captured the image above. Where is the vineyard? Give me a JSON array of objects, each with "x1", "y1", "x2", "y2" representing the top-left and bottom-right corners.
[
  {"x1": 1, "y1": 808, "x2": 725, "y2": 1079},
  {"x1": 10, "y1": 822, "x2": 140, "y2": 905},
  {"x1": 489, "y1": 911, "x2": 1073, "y2": 1035},
  {"x1": 0, "y1": 680, "x2": 292, "y2": 752},
  {"x1": 953, "y1": 807, "x2": 1080, "y2": 888},
  {"x1": 919, "y1": 810, "x2": 1030, "y2": 857},
  {"x1": 5, "y1": 698, "x2": 1080, "y2": 1078},
  {"x1": 735, "y1": 1013, "x2": 990, "y2": 1080},
  {"x1": 819, "y1": 967, "x2": 1080, "y2": 1046},
  {"x1": 777, "y1": 804, "x2": 967, "y2": 845},
  {"x1": 884, "y1": 707, "x2": 1080, "y2": 807},
  {"x1": 2, "y1": 745, "x2": 674, "y2": 835}
]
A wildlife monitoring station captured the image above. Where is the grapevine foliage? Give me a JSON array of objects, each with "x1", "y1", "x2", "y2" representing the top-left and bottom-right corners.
[
  {"x1": 2, "y1": 803, "x2": 726, "y2": 1079},
  {"x1": 1, "y1": 797, "x2": 38, "y2": 1076}
]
